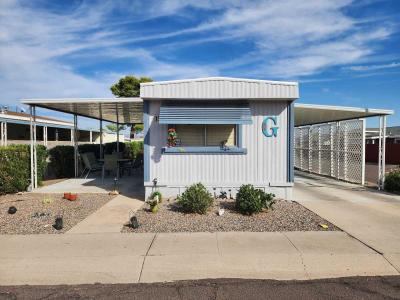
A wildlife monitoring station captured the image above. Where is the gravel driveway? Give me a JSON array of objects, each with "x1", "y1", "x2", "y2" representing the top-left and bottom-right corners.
[
  {"x1": 122, "y1": 198, "x2": 339, "y2": 233},
  {"x1": 0, "y1": 193, "x2": 115, "y2": 234}
]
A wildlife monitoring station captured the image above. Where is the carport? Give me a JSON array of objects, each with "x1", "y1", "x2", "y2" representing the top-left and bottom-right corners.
[
  {"x1": 294, "y1": 103, "x2": 394, "y2": 189},
  {"x1": 22, "y1": 98, "x2": 143, "y2": 189},
  {"x1": 22, "y1": 97, "x2": 394, "y2": 191}
]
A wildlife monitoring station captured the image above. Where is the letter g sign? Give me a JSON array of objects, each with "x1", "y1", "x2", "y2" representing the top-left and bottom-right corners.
[{"x1": 262, "y1": 116, "x2": 279, "y2": 137}]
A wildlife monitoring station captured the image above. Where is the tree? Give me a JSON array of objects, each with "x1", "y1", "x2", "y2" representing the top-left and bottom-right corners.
[
  {"x1": 110, "y1": 75, "x2": 153, "y2": 97},
  {"x1": 106, "y1": 124, "x2": 126, "y2": 133}
]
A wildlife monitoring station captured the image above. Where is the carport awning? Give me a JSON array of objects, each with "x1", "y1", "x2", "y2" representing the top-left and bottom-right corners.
[
  {"x1": 294, "y1": 103, "x2": 394, "y2": 127},
  {"x1": 21, "y1": 98, "x2": 143, "y2": 124},
  {"x1": 21, "y1": 98, "x2": 394, "y2": 126}
]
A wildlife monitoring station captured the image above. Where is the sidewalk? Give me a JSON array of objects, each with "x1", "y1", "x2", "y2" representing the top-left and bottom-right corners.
[{"x1": 0, "y1": 231, "x2": 397, "y2": 285}]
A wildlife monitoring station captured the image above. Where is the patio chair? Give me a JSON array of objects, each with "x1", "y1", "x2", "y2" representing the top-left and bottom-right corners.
[
  {"x1": 81, "y1": 153, "x2": 103, "y2": 179},
  {"x1": 102, "y1": 154, "x2": 120, "y2": 183}
]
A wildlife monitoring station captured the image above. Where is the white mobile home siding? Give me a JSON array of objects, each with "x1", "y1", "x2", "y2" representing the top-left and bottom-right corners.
[{"x1": 147, "y1": 100, "x2": 291, "y2": 198}]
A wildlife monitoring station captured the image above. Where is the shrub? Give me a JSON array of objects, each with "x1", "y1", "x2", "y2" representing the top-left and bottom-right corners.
[
  {"x1": 385, "y1": 169, "x2": 400, "y2": 193},
  {"x1": 104, "y1": 142, "x2": 125, "y2": 155},
  {"x1": 0, "y1": 144, "x2": 47, "y2": 194},
  {"x1": 235, "y1": 184, "x2": 275, "y2": 215},
  {"x1": 79, "y1": 144, "x2": 100, "y2": 158},
  {"x1": 48, "y1": 146, "x2": 75, "y2": 178},
  {"x1": 177, "y1": 183, "x2": 214, "y2": 214},
  {"x1": 150, "y1": 191, "x2": 162, "y2": 202},
  {"x1": 125, "y1": 141, "x2": 143, "y2": 159}
]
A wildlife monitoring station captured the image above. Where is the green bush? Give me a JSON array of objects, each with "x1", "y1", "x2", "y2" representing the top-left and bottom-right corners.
[
  {"x1": 104, "y1": 142, "x2": 125, "y2": 155},
  {"x1": 177, "y1": 183, "x2": 214, "y2": 214},
  {"x1": 125, "y1": 141, "x2": 143, "y2": 159},
  {"x1": 48, "y1": 146, "x2": 75, "y2": 178},
  {"x1": 78, "y1": 144, "x2": 100, "y2": 158},
  {"x1": 235, "y1": 184, "x2": 275, "y2": 215},
  {"x1": 385, "y1": 169, "x2": 400, "y2": 193},
  {"x1": 150, "y1": 191, "x2": 162, "y2": 202},
  {"x1": 0, "y1": 145, "x2": 47, "y2": 194}
]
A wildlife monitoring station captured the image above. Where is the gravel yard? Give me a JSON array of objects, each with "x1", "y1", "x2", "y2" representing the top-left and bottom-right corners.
[
  {"x1": 122, "y1": 198, "x2": 339, "y2": 233},
  {"x1": 0, "y1": 193, "x2": 115, "y2": 234}
]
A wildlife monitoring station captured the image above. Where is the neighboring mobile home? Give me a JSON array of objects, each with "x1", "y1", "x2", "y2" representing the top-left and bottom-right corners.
[{"x1": 0, "y1": 108, "x2": 124, "y2": 147}]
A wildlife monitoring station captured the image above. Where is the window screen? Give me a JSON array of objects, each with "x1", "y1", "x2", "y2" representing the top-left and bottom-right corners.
[
  {"x1": 206, "y1": 125, "x2": 235, "y2": 146},
  {"x1": 175, "y1": 125, "x2": 205, "y2": 146},
  {"x1": 174, "y1": 125, "x2": 236, "y2": 147}
]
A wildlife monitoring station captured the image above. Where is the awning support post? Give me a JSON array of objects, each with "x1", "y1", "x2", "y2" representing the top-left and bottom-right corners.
[
  {"x1": 99, "y1": 104, "x2": 103, "y2": 159},
  {"x1": 30, "y1": 105, "x2": 38, "y2": 189},
  {"x1": 0, "y1": 122, "x2": 5, "y2": 146},
  {"x1": 73, "y1": 114, "x2": 78, "y2": 178},
  {"x1": 116, "y1": 103, "x2": 120, "y2": 154},
  {"x1": 378, "y1": 115, "x2": 387, "y2": 190},
  {"x1": 29, "y1": 106, "x2": 34, "y2": 190},
  {"x1": 44, "y1": 126, "x2": 48, "y2": 147}
]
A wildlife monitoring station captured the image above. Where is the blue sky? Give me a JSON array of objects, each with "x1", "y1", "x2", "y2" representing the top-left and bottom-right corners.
[{"x1": 0, "y1": 0, "x2": 399, "y2": 129}]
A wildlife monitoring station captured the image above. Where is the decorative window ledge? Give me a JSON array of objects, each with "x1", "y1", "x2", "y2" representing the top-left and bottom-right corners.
[{"x1": 162, "y1": 146, "x2": 247, "y2": 155}]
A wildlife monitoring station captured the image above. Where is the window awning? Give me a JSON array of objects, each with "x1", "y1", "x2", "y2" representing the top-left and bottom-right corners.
[{"x1": 159, "y1": 105, "x2": 252, "y2": 125}]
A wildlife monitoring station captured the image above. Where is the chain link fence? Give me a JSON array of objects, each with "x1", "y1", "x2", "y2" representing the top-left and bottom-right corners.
[{"x1": 295, "y1": 119, "x2": 365, "y2": 184}]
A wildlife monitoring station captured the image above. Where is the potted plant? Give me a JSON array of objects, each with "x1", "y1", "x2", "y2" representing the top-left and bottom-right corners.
[{"x1": 167, "y1": 128, "x2": 177, "y2": 147}]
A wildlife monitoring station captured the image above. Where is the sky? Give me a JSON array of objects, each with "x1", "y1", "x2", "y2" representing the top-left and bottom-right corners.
[{"x1": 0, "y1": 0, "x2": 399, "y2": 129}]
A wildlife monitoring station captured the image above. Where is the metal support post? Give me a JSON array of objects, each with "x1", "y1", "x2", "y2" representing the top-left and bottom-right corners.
[
  {"x1": 73, "y1": 114, "x2": 78, "y2": 178},
  {"x1": 29, "y1": 106, "x2": 34, "y2": 190},
  {"x1": 378, "y1": 116, "x2": 387, "y2": 190},
  {"x1": 116, "y1": 103, "x2": 120, "y2": 154},
  {"x1": 99, "y1": 104, "x2": 103, "y2": 159},
  {"x1": 33, "y1": 106, "x2": 37, "y2": 188},
  {"x1": 330, "y1": 123, "x2": 334, "y2": 177},
  {"x1": 308, "y1": 127, "x2": 312, "y2": 172},
  {"x1": 361, "y1": 119, "x2": 366, "y2": 186},
  {"x1": 0, "y1": 122, "x2": 3, "y2": 146},
  {"x1": 44, "y1": 126, "x2": 48, "y2": 147},
  {"x1": 1, "y1": 122, "x2": 8, "y2": 146},
  {"x1": 318, "y1": 126, "x2": 321, "y2": 173}
]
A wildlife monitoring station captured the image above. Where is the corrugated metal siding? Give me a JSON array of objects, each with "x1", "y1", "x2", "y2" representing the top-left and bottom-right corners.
[
  {"x1": 148, "y1": 100, "x2": 288, "y2": 185},
  {"x1": 141, "y1": 78, "x2": 298, "y2": 99}
]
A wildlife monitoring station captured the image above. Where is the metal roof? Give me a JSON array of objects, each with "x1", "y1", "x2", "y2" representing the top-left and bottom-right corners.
[
  {"x1": 140, "y1": 77, "x2": 299, "y2": 100},
  {"x1": 294, "y1": 103, "x2": 394, "y2": 127},
  {"x1": 21, "y1": 98, "x2": 394, "y2": 127},
  {"x1": 21, "y1": 98, "x2": 143, "y2": 124}
]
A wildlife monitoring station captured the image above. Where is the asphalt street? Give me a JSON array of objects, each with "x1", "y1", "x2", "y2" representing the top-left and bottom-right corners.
[{"x1": 1, "y1": 276, "x2": 399, "y2": 300}]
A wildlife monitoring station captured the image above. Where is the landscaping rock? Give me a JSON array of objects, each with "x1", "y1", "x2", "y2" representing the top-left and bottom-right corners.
[
  {"x1": 0, "y1": 193, "x2": 115, "y2": 234},
  {"x1": 122, "y1": 198, "x2": 339, "y2": 233}
]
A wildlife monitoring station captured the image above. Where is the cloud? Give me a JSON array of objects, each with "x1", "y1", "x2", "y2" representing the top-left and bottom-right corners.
[
  {"x1": 345, "y1": 62, "x2": 400, "y2": 71},
  {"x1": 0, "y1": 0, "x2": 397, "y2": 110}
]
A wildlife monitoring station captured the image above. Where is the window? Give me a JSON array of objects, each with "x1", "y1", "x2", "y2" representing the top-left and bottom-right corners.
[{"x1": 174, "y1": 125, "x2": 236, "y2": 147}]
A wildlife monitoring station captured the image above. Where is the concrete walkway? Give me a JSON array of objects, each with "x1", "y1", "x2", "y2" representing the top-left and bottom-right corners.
[
  {"x1": 67, "y1": 195, "x2": 144, "y2": 234},
  {"x1": 33, "y1": 173, "x2": 145, "y2": 234},
  {"x1": 0, "y1": 231, "x2": 397, "y2": 285},
  {"x1": 294, "y1": 171, "x2": 400, "y2": 273}
]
